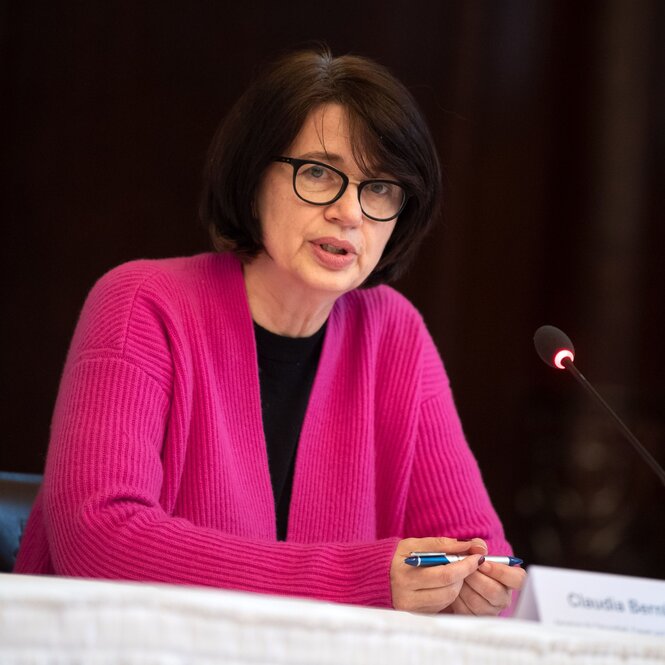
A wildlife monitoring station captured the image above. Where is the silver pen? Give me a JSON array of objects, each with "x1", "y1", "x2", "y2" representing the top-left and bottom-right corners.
[{"x1": 404, "y1": 552, "x2": 523, "y2": 567}]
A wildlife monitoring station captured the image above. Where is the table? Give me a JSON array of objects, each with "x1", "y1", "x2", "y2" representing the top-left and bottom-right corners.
[{"x1": 1, "y1": 573, "x2": 663, "y2": 664}]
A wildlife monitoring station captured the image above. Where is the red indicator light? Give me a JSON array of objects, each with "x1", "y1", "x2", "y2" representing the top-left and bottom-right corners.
[{"x1": 554, "y1": 349, "x2": 574, "y2": 369}]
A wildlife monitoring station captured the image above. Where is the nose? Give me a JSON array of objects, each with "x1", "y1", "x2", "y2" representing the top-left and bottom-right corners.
[{"x1": 324, "y1": 183, "x2": 364, "y2": 227}]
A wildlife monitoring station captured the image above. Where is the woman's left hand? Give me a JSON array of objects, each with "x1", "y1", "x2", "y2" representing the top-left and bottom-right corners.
[{"x1": 445, "y1": 538, "x2": 527, "y2": 615}]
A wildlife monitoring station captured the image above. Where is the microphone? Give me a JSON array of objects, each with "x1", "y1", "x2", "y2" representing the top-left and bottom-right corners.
[{"x1": 533, "y1": 325, "x2": 665, "y2": 488}]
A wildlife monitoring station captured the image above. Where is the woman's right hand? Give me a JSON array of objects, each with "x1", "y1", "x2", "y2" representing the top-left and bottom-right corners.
[{"x1": 390, "y1": 537, "x2": 485, "y2": 613}]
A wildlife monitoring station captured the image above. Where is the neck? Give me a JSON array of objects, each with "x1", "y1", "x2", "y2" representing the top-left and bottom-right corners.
[{"x1": 243, "y1": 258, "x2": 336, "y2": 337}]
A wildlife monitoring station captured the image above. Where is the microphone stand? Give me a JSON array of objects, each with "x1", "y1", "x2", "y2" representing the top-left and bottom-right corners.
[{"x1": 562, "y1": 358, "x2": 665, "y2": 488}]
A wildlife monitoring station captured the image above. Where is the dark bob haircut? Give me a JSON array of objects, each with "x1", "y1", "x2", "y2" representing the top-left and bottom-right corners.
[{"x1": 199, "y1": 46, "x2": 442, "y2": 287}]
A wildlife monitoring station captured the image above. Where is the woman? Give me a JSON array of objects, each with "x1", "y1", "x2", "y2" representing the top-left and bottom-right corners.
[{"x1": 15, "y1": 47, "x2": 525, "y2": 614}]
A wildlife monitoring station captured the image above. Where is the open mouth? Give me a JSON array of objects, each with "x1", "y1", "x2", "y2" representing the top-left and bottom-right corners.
[{"x1": 320, "y1": 243, "x2": 348, "y2": 255}]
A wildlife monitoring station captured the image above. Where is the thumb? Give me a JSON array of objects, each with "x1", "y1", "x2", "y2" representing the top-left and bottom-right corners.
[{"x1": 408, "y1": 536, "x2": 472, "y2": 554}]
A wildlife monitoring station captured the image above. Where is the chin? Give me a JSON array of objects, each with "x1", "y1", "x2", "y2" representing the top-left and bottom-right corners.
[{"x1": 302, "y1": 268, "x2": 363, "y2": 296}]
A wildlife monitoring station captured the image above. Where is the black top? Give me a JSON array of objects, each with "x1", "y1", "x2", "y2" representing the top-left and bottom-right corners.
[{"x1": 253, "y1": 321, "x2": 327, "y2": 540}]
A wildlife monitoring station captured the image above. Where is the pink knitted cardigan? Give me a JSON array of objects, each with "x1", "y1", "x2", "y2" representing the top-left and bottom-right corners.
[{"x1": 15, "y1": 253, "x2": 511, "y2": 608}]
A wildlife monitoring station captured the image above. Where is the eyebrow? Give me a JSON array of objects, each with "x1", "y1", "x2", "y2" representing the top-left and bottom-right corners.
[
  {"x1": 298, "y1": 151, "x2": 344, "y2": 164},
  {"x1": 296, "y1": 151, "x2": 394, "y2": 181}
]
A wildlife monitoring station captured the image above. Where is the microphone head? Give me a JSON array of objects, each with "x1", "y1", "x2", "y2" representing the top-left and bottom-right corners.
[{"x1": 534, "y1": 325, "x2": 575, "y2": 369}]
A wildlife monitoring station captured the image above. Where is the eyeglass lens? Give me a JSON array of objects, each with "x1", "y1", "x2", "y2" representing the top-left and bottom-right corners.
[{"x1": 294, "y1": 162, "x2": 404, "y2": 221}]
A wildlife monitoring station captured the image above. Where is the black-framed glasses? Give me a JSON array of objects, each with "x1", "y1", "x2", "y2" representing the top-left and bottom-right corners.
[{"x1": 273, "y1": 156, "x2": 409, "y2": 222}]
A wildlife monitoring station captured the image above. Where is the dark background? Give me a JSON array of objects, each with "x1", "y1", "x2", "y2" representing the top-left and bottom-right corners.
[{"x1": 2, "y1": 1, "x2": 663, "y2": 579}]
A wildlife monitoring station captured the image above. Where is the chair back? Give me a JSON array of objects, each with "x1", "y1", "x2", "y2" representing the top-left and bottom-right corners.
[{"x1": 0, "y1": 471, "x2": 42, "y2": 572}]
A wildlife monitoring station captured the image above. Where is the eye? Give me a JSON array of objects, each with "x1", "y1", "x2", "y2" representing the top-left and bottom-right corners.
[
  {"x1": 301, "y1": 164, "x2": 330, "y2": 180},
  {"x1": 296, "y1": 162, "x2": 341, "y2": 193},
  {"x1": 367, "y1": 182, "x2": 391, "y2": 196}
]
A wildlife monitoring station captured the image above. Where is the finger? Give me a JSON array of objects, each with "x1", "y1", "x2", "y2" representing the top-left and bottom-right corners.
[
  {"x1": 461, "y1": 537, "x2": 488, "y2": 554},
  {"x1": 447, "y1": 598, "x2": 474, "y2": 615},
  {"x1": 410, "y1": 554, "x2": 484, "y2": 592},
  {"x1": 457, "y1": 579, "x2": 507, "y2": 616},
  {"x1": 393, "y1": 559, "x2": 474, "y2": 613},
  {"x1": 400, "y1": 536, "x2": 476, "y2": 556},
  {"x1": 447, "y1": 591, "x2": 476, "y2": 616},
  {"x1": 408, "y1": 583, "x2": 465, "y2": 614},
  {"x1": 462, "y1": 570, "x2": 512, "y2": 610},
  {"x1": 477, "y1": 560, "x2": 527, "y2": 590}
]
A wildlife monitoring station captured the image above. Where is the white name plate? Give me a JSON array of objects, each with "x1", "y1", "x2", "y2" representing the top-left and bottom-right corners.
[{"x1": 514, "y1": 565, "x2": 665, "y2": 636}]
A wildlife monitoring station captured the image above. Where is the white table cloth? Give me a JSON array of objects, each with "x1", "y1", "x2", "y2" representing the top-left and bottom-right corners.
[{"x1": 1, "y1": 573, "x2": 663, "y2": 664}]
